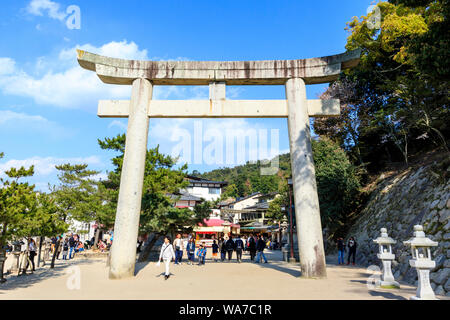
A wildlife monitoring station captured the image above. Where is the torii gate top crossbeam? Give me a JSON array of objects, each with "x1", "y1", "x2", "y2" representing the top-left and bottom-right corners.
[{"x1": 76, "y1": 49, "x2": 361, "y2": 86}]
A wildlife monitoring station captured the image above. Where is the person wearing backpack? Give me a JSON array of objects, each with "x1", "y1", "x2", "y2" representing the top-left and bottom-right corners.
[
  {"x1": 225, "y1": 236, "x2": 235, "y2": 261},
  {"x1": 62, "y1": 239, "x2": 69, "y2": 260},
  {"x1": 186, "y1": 238, "x2": 196, "y2": 265},
  {"x1": 255, "y1": 235, "x2": 268, "y2": 263},
  {"x1": 219, "y1": 237, "x2": 227, "y2": 262},
  {"x1": 158, "y1": 236, "x2": 175, "y2": 280},
  {"x1": 247, "y1": 235, "x2": 257, "y2": 261},
  {"x1": 234, "y1": 235, "x2": 244, "y2": 263}
]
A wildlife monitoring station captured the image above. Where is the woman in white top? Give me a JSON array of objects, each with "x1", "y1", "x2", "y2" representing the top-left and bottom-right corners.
[
  {"x1": 28, "y1": 238, "x2": 37, "y2": 271},
  {"x1": 158, "y1": 237, "x2": 175, "y2": 280}
]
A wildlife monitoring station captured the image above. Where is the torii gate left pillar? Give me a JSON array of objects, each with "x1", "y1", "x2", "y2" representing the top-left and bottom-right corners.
[{"x1": 77, "y1": 49, "x2": 360, "y2": 279}]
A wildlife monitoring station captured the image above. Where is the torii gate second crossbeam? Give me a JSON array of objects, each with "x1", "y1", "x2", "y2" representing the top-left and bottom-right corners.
[{"x1": 77, "y1": 49, "x2": 361, "y2": 280}]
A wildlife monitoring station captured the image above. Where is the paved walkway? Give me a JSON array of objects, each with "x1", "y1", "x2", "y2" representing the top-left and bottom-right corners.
[{"x1": 0, "y1": 250, "x2": 447, "y2": 300}]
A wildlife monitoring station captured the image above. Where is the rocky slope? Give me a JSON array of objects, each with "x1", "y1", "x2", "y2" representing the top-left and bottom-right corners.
[{"x1": 345, "y1": 156, "x2": 450, "y2": 296}]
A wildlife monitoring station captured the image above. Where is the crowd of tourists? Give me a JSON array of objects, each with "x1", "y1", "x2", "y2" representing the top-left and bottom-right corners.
[{"x1": 158, "y1": 233, "x2": 271, "y2": 280}]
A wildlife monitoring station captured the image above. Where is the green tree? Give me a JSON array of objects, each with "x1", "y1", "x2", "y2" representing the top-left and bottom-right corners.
[
  {"x1": 0, "y1": 154, "x2": 68, "y2": 278},
  {"x1": 98, "y1": 134, "x2": 209, "y2": 261},
  {"x1": 49, "y1": 163, "x2": 101, "y2": 267},
  {"x1": 314, "y1": 1, "x2": 449, "y2": 171},
  {"x1": 266, "y1": 180, "x2": 289, "y2": 226},
  {"x1": 221, "y1": 183, "x2": 239, "y2": 199},
  {"x1": 312, "y1": 138, "x2": 362, "y2": 238}
]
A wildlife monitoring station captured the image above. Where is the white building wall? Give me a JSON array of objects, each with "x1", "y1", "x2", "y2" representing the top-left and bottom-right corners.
[
  {"x1": 69, "y1": 220, "x2": 96, "y2": 242},
  {"x1": 232, "y1": 195, "x2": 260, "y2": 210},
  {"x1": 189, "y1": 186, "x2": 221, "y2": 202}
]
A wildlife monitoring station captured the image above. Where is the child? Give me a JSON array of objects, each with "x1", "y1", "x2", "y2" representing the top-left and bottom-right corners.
[
  {"x1": 62, "y1": 239, "x2": 69, "y2": 260},
  {"x1": 197, "y1": 244, "x2": 207, "y2": 265},
  {"x1": 211, "y1": 240, "x2": 219, "y2": 262}
]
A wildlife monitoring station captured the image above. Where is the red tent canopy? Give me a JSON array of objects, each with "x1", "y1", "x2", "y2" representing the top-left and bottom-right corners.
[{"x1": 198, "y1": 218, "x2": 240, "y2": 228}]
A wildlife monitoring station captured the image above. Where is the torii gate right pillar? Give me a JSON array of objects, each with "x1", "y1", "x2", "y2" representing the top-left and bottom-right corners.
[{"x1": 286, "y1": 77, "x2": 326, "y2": 278}]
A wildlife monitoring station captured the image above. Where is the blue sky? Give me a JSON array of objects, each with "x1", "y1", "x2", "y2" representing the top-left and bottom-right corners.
[{"x1": 0, "y1": 0, "x2": 372, "y2": 191}]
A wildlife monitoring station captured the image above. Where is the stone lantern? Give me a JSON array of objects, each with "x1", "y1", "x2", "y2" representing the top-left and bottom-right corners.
[
  {"x1": 9, "y1": 241, "x2": 23, "y2": 273},
  {"x1": 403, "y1": 225, "x2": 438, "y2": 300},
  {"x1": 0, "y1": 247, "x2": 7, "y2": 283},
  {"x1": 222, "y1": 221, "x2": 231, "y2": 240},
  {"x1": 280, "y1": 216, "x2": 288, "y2": 246},
  {"x1": 373, "y1": 228, "x2": 399, "y2": 288}
]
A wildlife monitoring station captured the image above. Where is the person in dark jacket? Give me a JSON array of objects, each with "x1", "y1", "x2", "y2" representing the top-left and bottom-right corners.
[
  {"x1": 219, "y1": 237, "x2": 227, "y2": 262},
  {"x1": 68, "y1": 235, "x2": 76, "y2": 259},
  {"x1": 336, "y1": 237, "x2": 346, "y2": 265},
  {"x1": 234, "y1": 235, "x2": 244, "y2": 263},
  {"x1": 347, "y1": 237, "x2": 357, "y2": 265},
  {"x1": 247, "y1": 235, "x2": 257, "y2": 261},
  {"x1": 255, "y1": 235, "x2": 268, "y2": 263},
  {"x1": 186, "y1": 238, "x2": 196, "y2": 265},
  {"x1": 211, "y1": 240, "x2": 219, "y2": 262},
  {"x1": 225, "y1": 236, "x2": 235, "y2": 261}
]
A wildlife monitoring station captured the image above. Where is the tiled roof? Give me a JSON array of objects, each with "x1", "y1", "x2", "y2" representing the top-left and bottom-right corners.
[
  {"x1": 169, "y1": 193, "x2": 203, "y2": 202},
  {"x1": 187, "y1": 175, "x2": 228, "y2": 185},
  {"x1": 228, "y1": 192, "x2": 262, "y2": 205}
]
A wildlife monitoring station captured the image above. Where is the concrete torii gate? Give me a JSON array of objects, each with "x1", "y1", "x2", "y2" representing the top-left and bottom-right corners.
[{"x1": 77, "y1": 49, "x2": 360, "y2": 280}]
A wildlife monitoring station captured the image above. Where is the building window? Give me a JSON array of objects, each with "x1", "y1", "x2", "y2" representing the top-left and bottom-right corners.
[{"x1": 208, "y1": 188, "x2": 220, "y2": 194}]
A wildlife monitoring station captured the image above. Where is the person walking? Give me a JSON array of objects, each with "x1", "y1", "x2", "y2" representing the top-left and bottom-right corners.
[
  {"x1": 225, "y1": 236, "x2": 235, "y2": 261},
  {"x1": 158, "y1": 236, "x2": 175, "y2": 280},
  {"x1": 55, "y1": 236, "x2": 63, "y2": 260},
  {"x1": 173, "y1": 234, "x2": 184, "y2": 265},
  {"x1": 347, "y1": 237, "x2": 357, "y2": 266},
  {"x1": 247, "y1": 234, "x2": 257, "y2": 261},
  {"x1": 220, "y1": 237, "x2": 227, "y2": 262},
  {"x1": 62, "y1": 239, "x2": 69, "y2": 260},
  {"x1": 186, "y1": 238, "x2": 196, "y2": 265},
  {"x1": 234, "y1": 235, "x2": 244, "y2": 263},
  {"x1": 27, "y1": 238, "x2": 37, "y2": 271},
  {"x1": 337, "y1": 237, "x2": 346, "y2": 265},
  {"x1": 255, "y1": 235, "x2": 268, "y2": 263},
  {"x1": 211, "y1": 240, "x2": 219, "y2": 262},
  {"x1": 68, "y1": 234, "x2": 76, "y2": 259}
]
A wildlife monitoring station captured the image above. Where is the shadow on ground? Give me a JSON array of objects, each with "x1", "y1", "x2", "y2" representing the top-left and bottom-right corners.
[
  {"x1": 368, "y1": 290, "x2": 407, "y2": 300},
  {"x1": 0, "y1": 257, "x2": 97, "y2": 292}
]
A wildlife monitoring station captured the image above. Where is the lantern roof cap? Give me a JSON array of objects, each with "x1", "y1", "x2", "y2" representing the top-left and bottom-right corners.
[
  {"x1": 403, "y1": 225, "x2": 438, "y2": 247},
  {"x1": 373, "y1": 227, "x2": 396, "y2": 244}
]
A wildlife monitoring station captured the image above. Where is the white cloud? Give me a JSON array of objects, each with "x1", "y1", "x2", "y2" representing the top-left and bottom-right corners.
[
  {"x1": 0, "y1": 109, "x2": 71, "y2": 138},
  {"x1": 0, "y1": 155, "x2": 102, "y2": 178},
  {"x1": 0, "y1": 58, "x2": 16, "y2": 75},
  {"x1": 0, "y1": 109, "x2": 50, "y2": 125},
  {"x1": 108, "y1": 120, "x2": 127, "y2": 131},
  {"x1": 0, "y1": 40, "x2": 149, "y2": 110},
  {"x1": 0, "y1": 40, "x2": 246, "y2": 111},
  {"x1": 26, "y1": 0, "x2": 67, "y2": 21}
]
